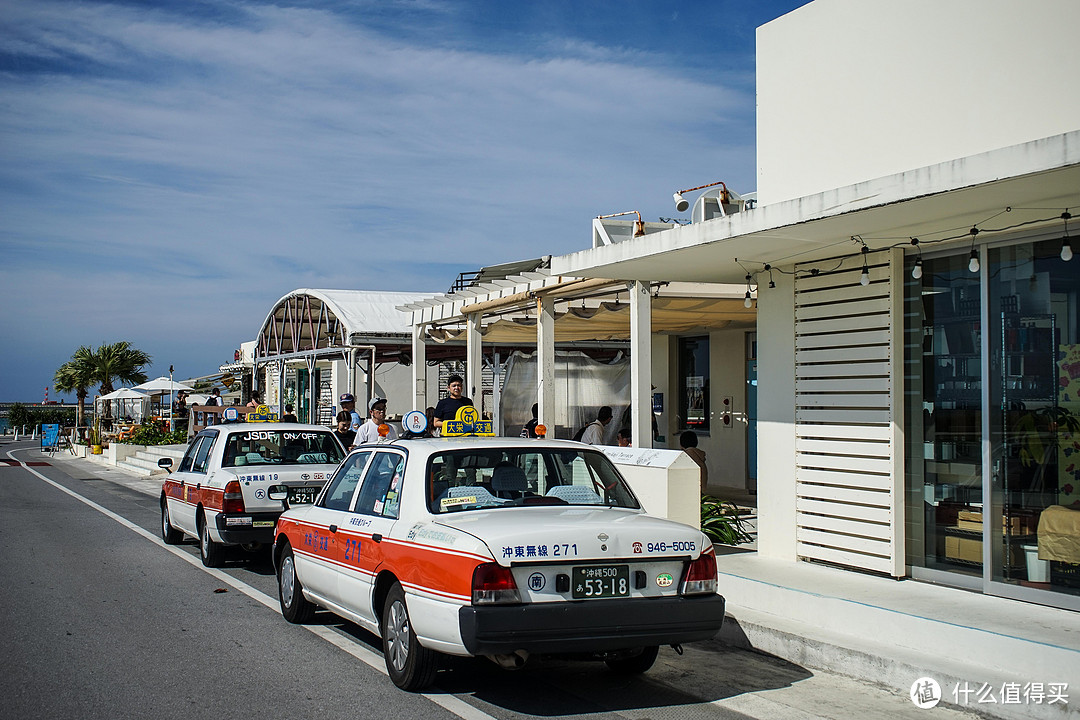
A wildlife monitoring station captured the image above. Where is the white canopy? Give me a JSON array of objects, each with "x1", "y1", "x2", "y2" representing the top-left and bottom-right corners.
[
  {"x1": 99, "y1": 388, "x2": 150, "y2": 401},
  {"x1": 136, "y1": 377, "x2": 195, "y2": 394}
]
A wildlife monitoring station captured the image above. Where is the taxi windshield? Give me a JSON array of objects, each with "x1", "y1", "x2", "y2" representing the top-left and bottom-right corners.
[
  {"x1": 223, "y1": 429, "x2": 345, "y2": 467},
  {"x1": 427, "y1": 447, "x2": 639, "y2": 514}
]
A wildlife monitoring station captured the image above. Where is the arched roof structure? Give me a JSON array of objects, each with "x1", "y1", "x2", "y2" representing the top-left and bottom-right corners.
[{"x1": 256, "y1": 289, "x2": 432, "y2": 362}]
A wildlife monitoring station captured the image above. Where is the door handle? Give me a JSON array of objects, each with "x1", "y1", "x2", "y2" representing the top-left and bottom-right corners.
[
  {"x1": 372, "y1": 534, "x2": 382, "y2": 543},
  {"x1": 329, "y1": 525, "x2": 338, "y2": 533}
]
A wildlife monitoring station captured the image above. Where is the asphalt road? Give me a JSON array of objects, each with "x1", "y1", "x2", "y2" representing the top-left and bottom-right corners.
[{"x1": 0, "y1": 439, "x2": 979, "y2": 720}]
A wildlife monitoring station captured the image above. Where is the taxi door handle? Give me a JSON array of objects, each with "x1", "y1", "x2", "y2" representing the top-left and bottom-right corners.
[
  {"x1": 329, "y1": 525, "x2": 338, "y2": 533},
  {"x1": 372, "y1": 534, "x2": 382, "y2": 543}
]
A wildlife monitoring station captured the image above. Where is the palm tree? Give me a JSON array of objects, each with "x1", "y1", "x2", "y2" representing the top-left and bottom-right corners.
[
  {"x1": 55, "y1": 342, "x2": 152, "y2": 424},
  {"x1": 53, "y1": 345, "x2": 96, "y2": 428},
  {"x1": 91, "y1": 341, "x2": 152, "y2": 396}
]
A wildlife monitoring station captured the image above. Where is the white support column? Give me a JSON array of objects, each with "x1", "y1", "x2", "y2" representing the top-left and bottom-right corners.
[
  {"x1": 466, "y1": 313, "x2": 482, "y2": 409},
  {"x1": 492, "y1": 351, "x2": 502, "y2": 434},
  {"x1": 412, "y1": 323, "x2": 427, "y2": 413},
  {"x1": 630, "y1": 281, "x2": 653, "y2": 448},
  {"x1": 537, "y1": 296, "x2": 555, "y2": 433}
]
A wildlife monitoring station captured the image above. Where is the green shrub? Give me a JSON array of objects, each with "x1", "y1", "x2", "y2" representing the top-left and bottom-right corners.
[
  {"x1": 700, "y1": 495, "x2": 754, "y2": 546},
  {"x1": 121, "y1": 419, "x2": 186, "y2": 446}
]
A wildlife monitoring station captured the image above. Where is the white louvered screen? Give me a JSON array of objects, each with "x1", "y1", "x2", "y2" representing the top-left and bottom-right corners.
[{"x1": 794, "y1": 248, "x2": 904, "y2": 577}]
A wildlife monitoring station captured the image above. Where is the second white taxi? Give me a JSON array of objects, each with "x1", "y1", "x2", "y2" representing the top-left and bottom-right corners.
[
  {"x1": 270, "y1": 433, "x2": 725, "y2": 690},
  {"x1": 159, "y1": 421, "x2": 346, "y2": 566}
]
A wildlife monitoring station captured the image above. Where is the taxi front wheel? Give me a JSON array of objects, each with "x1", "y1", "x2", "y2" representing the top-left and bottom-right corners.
[
  {"x1": 198, "y1": 515, "x2": 225, "y2": 568},
  {"x1": 277, "y1": 545, "x2": 315, "y2": 623},
  {"x1": 382, "y1": 582, "x2": 438, "y2": 691}
]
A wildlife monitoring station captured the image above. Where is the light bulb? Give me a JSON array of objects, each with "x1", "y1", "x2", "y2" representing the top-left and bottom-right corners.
[
  {"x1": 1062, "y1": 239, "x2": 1073, "y2": 262},
  {"x1": 743, "y1": 291, "x2": 752, "y2": 309},
  {"x1": 860, "y1": 267, "x2": 870, "y2": 286},
  {"x1": 968, "y1": 248, "x2": 980, "y2": 273},
  {"x1": 912, "y1": 258, "x2": 923, "y2": 279}
]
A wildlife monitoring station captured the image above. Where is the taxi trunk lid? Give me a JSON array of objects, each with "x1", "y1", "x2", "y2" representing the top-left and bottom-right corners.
[
  {"x1": 433, "y1": 507, "x2": 705, "y2": 566},
  {"x1": 223, "y1": 466, "x2": 334, "y2": 512}
]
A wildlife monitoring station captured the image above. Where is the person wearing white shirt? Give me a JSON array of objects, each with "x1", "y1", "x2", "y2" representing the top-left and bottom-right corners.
[
  {"x1": 579, "y1": 406, "x2": 613, "y2": 445},
  {"x1": 357, "y1": 397, "x2": 397, "y2": 444}
]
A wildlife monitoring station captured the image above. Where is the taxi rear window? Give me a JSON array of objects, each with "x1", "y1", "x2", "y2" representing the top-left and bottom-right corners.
[
  {"x1": 427, "y1": 447, "x2": 639, "y2": 514},
  {"x1": 222, "y1": 429, "x2": 345, "y2": 467}
]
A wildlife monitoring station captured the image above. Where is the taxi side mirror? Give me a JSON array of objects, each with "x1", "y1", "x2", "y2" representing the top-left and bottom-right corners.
[
  {"x1": 157, "y1": 457, "x2": 173, "y2": 470},
  {"x1": 268, "y1": 485, "x2": 289, "y2": 502}
]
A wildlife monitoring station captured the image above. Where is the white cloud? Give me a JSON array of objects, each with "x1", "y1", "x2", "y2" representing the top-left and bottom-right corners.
[{"x1": 0, "y1": 0, "x2": 758, "y2": 399}]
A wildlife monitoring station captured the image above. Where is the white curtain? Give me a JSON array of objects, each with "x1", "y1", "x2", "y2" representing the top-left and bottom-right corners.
[{"x1": 499, "y1": 350, "x2": 630, "y2": 443}]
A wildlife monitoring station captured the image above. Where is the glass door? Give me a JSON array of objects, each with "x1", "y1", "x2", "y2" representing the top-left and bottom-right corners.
[
  {"x1": 988, "y1": 239, "x2": 1080, "y2": 601},
  {"x1": 911, "y1": 254, "x2": 984, "y2": 579}
]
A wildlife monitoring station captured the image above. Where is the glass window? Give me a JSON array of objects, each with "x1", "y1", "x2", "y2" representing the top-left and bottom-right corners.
[
  {"x1": 678, "y1": 336, "x2": 710, "y2": 431},
  {"x1": 221, "y1": 429, "x2": 345, "y2": 467},
  {"x1": 354, "y1": 452, "x2": 405, "y2": 519},
  {"x1": 177, "y1": 436, "x2": 202, "y2": 473},
  {"x1": 427, "y1": 447, "x2": 639, "y2": 514},
  {"x1": 321, "y1": 452, "x2": 371, "y2": 511},
  {"x1": 191, "y1": 434, "x2": 216, "y2": 474}
]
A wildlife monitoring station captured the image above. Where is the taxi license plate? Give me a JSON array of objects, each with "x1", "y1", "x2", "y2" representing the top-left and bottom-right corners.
[
  {"x1": 288, "y1": 486, "x2": 319, "y2": 505},
  {"x1": 572, "y1": 565, "x2": 629, "y2": 599}
]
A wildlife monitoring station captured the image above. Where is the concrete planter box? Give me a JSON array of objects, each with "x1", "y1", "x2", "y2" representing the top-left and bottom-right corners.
[{"x1": 106, "y1": 443, "x2": 141, "y2": 465}]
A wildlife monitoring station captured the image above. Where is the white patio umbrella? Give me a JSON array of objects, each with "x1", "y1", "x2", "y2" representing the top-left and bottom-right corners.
[{"x1": 135, "y1": 377, "x2": 195, "y2": 394}]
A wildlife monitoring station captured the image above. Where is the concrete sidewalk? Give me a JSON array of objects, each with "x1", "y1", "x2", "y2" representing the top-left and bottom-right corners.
[{"x1": 19, "y1": 445, "x2": 1080, "y2": 720}]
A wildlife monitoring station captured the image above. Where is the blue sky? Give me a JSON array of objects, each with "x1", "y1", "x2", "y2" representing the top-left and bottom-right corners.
[{"x1": 0, "y1": 0, "x2": 809, "y2": 402}]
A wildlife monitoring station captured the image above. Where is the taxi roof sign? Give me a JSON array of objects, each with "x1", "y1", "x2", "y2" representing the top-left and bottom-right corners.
[
  {"x1": 441, "y1": 405, "x2": 494, "y2": 437},
  {"x1": 247, "y1": 404, "x2": 280, "y2": 423}
]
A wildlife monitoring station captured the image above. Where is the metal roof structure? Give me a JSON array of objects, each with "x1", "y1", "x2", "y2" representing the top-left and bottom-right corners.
[{"x1": 256, "y1": 289, "x2": 434, "y2": 363}]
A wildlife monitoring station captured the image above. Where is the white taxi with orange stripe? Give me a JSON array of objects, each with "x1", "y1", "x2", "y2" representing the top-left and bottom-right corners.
[
  {"x1": 158, "y1": 413, "x2": 346, "y2": 567},
  {"x1": 270, "y1": 409, "x2": 725, "y2": 691}
]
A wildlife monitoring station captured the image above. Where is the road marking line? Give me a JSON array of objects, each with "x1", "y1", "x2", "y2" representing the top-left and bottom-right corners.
[{"x1": 8, "y1": 449, "x2": 497, "y2": 720}]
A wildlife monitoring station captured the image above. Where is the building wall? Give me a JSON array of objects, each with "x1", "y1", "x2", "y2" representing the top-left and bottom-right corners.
[
  {"x1": 757, "y1": 0, "x2": 1080, "y2": 204},
  {"x1": 755, "y1": 271, "x2": 797, "y2": 560}
]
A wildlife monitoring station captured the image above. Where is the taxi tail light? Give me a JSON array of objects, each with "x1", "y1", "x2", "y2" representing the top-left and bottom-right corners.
[
  {"x1": 222, "y1": 480, "x2": 246, "y2": 514},
  {"x1": 472, "y1": 562, "x2": 521, "y2": 605},
  {"x1": 680, "y1": 551, "x2": 717, "y2": 596}
]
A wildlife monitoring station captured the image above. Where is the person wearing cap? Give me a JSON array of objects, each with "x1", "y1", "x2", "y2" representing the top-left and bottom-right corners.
[
  {"x1": 433, "y1": 374, "x2": 473, "y2": 430},
  {"x1": 340, "y1": 393, "x2": 362, "y2": 432},
  {"x1": 357, "y1": 397, "x2": 396, "y2": 444}
]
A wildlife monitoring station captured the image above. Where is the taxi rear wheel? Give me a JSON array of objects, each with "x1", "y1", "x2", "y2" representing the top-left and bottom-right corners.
[
  {"x1": 277, "y1": 545, "x2": 315, "y2": 623},
  {"x1": 604, "y1": 645, "x2": 659, "y2": 675},
  {"x1": 160, "y1": 499, "x2": 182, "y2": 545},
  {"x1": 198, "y1": 514, "x2": 225, "y2": 568},
  {"x1": 382, "y1": 582, "x2": 438, "y2": 691}
]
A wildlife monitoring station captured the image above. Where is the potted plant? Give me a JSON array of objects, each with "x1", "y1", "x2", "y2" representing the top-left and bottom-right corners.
[
  {"x1": 1014, "y1": 405, "x2": 1080, "y2": 492},
  {"x1": 700, "y1": 495, "x2": 754, "y2": 545},
  {"x1": 88, "y1": 418, "x2": 103, "y2": 455}
]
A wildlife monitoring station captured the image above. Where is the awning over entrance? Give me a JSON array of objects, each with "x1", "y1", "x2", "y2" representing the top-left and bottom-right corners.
[
  {"x1": 425, "y1": 295, "x2": 754, "y2": 343},
  {"x1": 552, "y1": 132, "x2": 1080, "y2": 284}
]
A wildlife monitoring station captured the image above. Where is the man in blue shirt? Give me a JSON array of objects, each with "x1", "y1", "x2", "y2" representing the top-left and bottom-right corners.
[{"x1": 340, "y1": 393, "x2": 362, "y2": 432}]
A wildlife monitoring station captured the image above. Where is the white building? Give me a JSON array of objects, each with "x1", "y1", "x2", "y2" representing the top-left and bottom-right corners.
[{"x1": 548, "y1": 0, "x2": 1080, "y2": 610}]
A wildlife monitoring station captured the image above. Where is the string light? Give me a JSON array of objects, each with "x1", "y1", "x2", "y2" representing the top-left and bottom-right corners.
[
  {"x1": 858, "y1": 240, "x2": 871, "y2": 286},
  {"x1": 1061, "y1": 211, "x2": 1073, "y2": 262},
  {"x1": 743, "y1": 273, "x2": 753, "y2": 308},
  {"x1": 735, "y1": 204, "x2": 1075, "y2": 289}
]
